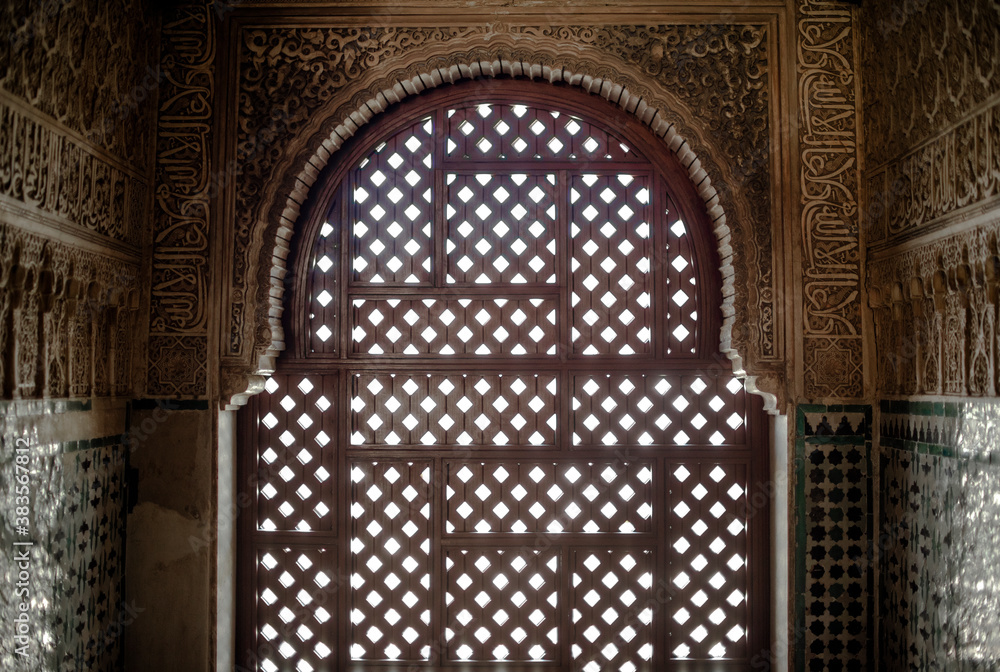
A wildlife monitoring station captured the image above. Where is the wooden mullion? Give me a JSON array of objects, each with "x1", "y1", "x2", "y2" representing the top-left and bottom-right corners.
[
  {"x1": 346, "y1": 286, "x2": 561, "y2": 297},
  {"x1": 438, "y1": 159, "x2": 650, "y2": 172},
  {"x1": 658, "y1": 454, "x2": 672, "y2": 670},
  {"x1": 276, "y1": 357, "x2": 735, "y2": 373},
  {"x1": 337, "y1": 369, "x2": 351, "y2": 670},
  {"x1": 557, "y1": 168, "x2": 570, "y2": 363},
  {"x1": 653, "y1": 176, "x2": 669, "y2": 361},
  {"x1": 336, "y1": 187, "x2": 349, "y2": 360},
  {"x1": 344, "y1": 446, "x2": 753, "y2": 461},
  {"x1": 558, "y1": 541, "x2": 572, "y2": 670},
  {"x1": 430, "y1": 453, "x2": 446, "y2": 667},
  {"x1": 433, "y1": 108, "x2": 446, "y2": 289},
  {"x1": 236, "y1": 391, "x2": 256, "y2": 671}
]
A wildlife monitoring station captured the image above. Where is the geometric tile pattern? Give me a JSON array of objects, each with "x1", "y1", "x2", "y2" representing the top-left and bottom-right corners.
[
  {"x1": 878, "y1": 400, "x2": 1000, "y2": 672},
  {"x1": 795, "y1": 405, "x2": 872, "y2": 672},
  {"x1": 0, "y1": 435, "x2": 127, "y2": 671}
]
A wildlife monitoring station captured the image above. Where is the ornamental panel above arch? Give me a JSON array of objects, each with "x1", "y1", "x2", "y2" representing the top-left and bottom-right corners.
[{"x1": 219, "y1": 23, "x2": 786, "y2": 410}]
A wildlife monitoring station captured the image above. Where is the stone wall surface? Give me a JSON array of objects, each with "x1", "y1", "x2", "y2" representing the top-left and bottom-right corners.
[{"x1": 124, "y1": 405, "x2": 213, "y2": 672}]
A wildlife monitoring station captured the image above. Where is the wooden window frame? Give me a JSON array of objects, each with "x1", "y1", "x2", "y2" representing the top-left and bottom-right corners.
[{"x1": 237, "y1": 80, "x2": 770, "y2": 672}]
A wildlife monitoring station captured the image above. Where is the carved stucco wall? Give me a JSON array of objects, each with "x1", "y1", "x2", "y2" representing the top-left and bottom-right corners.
[
  {"x1": 797, "y1": 0, "x2": 864, "y2": 401},
  {"x1": 145, "y1": 2, "x2": 879, "y2": 411},
  {"x1": 0, "y1": 0, "x2": 159, "y2": 400},
  {"x1": 145, "y1": 3, "x2": 215, "y2": 397},
  {"x1": 0, "y1": 0, "x2": 160, "y2": 669},
  {"x1": 200, "y1": 14, "x2": 791, "y2": 409},
  {"x1": 862, "y1": 0, "x2": 1000, "y2": 669}
]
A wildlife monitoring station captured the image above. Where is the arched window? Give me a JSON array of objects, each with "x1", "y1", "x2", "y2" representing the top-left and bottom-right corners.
[{"x1": 239, "y1": 81, "x2": 769, "y2": 672}]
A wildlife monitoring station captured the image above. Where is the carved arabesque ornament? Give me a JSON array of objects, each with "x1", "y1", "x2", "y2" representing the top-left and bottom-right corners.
[
  {"x1": 221, "y1": 21, "x2": 787, "y2": 411},
  {"x1": 0, "y1": 223, "x2": 140, "y2": 400},
  {"x1": 868, "y1": 220, "x2": 1000, "y2": 398}
]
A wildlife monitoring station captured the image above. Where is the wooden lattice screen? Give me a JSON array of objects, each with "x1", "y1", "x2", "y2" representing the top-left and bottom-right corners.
[{"x1": 239, "y1": 87, "x2": 768, "y2": 672}]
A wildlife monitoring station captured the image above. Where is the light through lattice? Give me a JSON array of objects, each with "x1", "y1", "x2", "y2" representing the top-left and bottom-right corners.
[{"x1": 243, "y1": 88, "x2": 766, "y2": 671}]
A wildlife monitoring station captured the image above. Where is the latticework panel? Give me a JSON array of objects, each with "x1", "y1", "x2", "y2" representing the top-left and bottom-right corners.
[
  {"x1": 256, "y1": 546, "x2": 337, "y2": 672},
  {"x1": 570, "y1": 173, "x2": 652, "y2": 355},
  {"x1": 663, "y1": 217, "x2": 699, "y2": 355},
  {"x1": 571, "y1": 549, "x2": 654, "y2": 672},
  {"x1": 246, "y1": 92, "x2": 766, "y2": 672},
  {"x1": 446, "y1": 103, "x2": 641, "y2": 162},
  {"x1": 666, "y1": 462, "x2": 749, "y2": 660},
  {"x1": 350, "y1": 297, "x2": 557, "y2": 357},
  {"x1": 256, "y1": 374, "x2": 337, "y2": 532},
  {"x1": 445, "y1": 172, "x2": 558, "y2": 284},
  {"x1": 445, "y1": 460, "x2": 653, "y2": 534},
  {"x1": 350, "y1": 373, "x2": 557, "y2": 446},
  {"x1": 309, "y1": 219, "x2": 340, "y2": 353},
  {"x1": 350, "y1": 117, "x2": 434, "y2": 284},
  {"x1": 446, "y1": 549, "x2": 560, "y2": 662},
  {"x1": 572, "y1": 374, "x2": 748, "y2": 447},
  {"x1": 350, "y1": 461, "x2": 432, "y2": 661}
]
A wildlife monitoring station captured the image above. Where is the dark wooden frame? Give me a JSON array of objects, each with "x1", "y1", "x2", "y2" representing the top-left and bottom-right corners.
[{"x1": 238, "y1": 79, "x2": 770, "y2": 672}]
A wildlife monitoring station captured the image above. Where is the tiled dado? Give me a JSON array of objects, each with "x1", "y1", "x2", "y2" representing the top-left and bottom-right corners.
[
  {"x1": 794, "y1": 405, "x2": 873, "y2": 672},
  {"x1": 878, "y1": 399, "x2": 1000, "y2": 672},
  {"x1": 1, "y1": 404, "x2": 130, "y2": 671}
]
